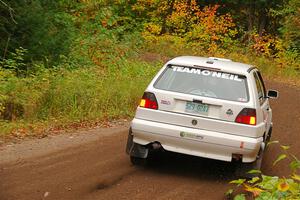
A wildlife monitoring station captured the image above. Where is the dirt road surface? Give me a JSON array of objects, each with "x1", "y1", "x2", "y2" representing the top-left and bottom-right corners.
[{"x1": 0, "y1": 81, "x2": 299, "y2": 200}]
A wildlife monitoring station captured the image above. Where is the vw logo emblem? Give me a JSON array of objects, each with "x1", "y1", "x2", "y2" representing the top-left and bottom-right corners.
[
  {"x1": 226, "y1": 109, "x2": 233, "y2": 116},
  {"x1": 192, "y1": 119, "x2": 197, "y2": 126}
]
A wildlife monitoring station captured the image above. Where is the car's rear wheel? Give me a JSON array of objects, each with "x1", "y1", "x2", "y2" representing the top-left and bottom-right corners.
[{"x1": 265, "y1": 126, "x2": 272, "y2": 145}]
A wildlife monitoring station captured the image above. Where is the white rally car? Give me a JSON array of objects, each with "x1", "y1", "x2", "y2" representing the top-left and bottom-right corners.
[{"x1": 126, "y1": 56, "x2": 278, "y2": 171}]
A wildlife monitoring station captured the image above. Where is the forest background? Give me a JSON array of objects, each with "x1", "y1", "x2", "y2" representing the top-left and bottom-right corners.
[{"x1": 0, "y1": 0, "x2": 299, "y2": 136}]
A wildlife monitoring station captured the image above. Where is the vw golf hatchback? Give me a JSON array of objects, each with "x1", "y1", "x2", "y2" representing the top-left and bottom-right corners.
[{"x1": 126, "y1": 56, "x2": 278, "y2": 171}]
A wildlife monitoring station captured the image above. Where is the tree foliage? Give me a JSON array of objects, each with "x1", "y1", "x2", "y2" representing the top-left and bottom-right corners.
[
  {"x1": 278, "y1": 0, "x2": 300, "y2": 53},
  {"x1": 0, "y1": 0, "x2": 77, "y2": 65},
  {"x1": 0, "y1": 0, "x2": 299, "y2": 68}
]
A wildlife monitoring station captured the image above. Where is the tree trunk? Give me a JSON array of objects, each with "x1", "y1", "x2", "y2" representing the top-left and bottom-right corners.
[
  {"x1": 160, "y1": 0, "x2": 175, "y2": 35},
  {"x1": 247, "y1": 1, "x2": 256, "y2": 32},
  {"x1": 258, "y1": 8, "x2": 268, "y2": 36}
]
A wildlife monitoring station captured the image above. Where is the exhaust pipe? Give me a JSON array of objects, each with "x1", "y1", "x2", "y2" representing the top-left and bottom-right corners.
[{"x1": 232, "y1": 153, "x2": 243, "y2": 161}]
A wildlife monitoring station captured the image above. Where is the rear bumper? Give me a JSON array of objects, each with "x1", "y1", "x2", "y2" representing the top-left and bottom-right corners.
[{"x1": 131, "y1": 118, "x2": 263, "y2": 163}]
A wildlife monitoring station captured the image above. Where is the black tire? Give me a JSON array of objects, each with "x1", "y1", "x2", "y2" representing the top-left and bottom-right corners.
[
  {"x1": 265, "y1": 126, "x2": 272, "y2": 145},
  {"x1": 130, "y1": 156, "x2": 147, "y2": 166}
]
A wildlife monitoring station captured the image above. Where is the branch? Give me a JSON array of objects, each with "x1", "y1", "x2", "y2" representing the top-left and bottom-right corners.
[{"x1": 0, "y1": 0, "x2": 17, "y2": 24}]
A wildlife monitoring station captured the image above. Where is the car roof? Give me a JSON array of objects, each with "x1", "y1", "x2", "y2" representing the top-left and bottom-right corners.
[{"x1": 166, "y1": 56, "x2": 254, "y2": 74}]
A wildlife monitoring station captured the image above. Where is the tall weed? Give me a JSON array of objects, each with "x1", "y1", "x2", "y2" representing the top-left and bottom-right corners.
[{"x1": 0, "y1": 59, "x2": 160, "y2": 135}]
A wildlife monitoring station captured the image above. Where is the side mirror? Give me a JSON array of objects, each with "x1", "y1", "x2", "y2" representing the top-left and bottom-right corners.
[{"x1": 267, "y1": 90, "x2": 278, "y2": 99}]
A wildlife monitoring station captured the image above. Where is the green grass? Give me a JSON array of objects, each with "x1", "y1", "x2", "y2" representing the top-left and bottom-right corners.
[{"x1": 0, "y1": 59, "x2": 161, "y2": 136}]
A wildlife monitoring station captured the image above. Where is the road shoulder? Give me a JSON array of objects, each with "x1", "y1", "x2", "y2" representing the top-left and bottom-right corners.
[{"x1": 0, "y1": 123, "x2": 129, "y2": 165}]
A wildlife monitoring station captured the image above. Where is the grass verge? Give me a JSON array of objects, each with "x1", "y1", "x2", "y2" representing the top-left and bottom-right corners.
[{"x1": 0, "y1": 58, "x2": 161, "y2": 138}]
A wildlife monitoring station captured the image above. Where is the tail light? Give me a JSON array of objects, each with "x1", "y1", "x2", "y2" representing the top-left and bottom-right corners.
[
  {"x1": 139, "y1": 92, "x2": 158, "y2": 110},
  {"x1": 235, "y1": 108, "x2": 256, "y2": 125}
]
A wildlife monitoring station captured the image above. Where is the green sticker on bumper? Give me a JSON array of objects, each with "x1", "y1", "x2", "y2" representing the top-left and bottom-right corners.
[{"x1": 180, "y1": 131, "x2": 204, "y2": 140}]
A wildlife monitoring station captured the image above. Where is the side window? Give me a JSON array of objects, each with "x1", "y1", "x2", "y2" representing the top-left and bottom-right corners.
[
  {"x1": 253, "y1": 71, "x2": 265, "y2": 105},
  {"x1": 257, "y1": 71, "x2": 267, "y2": 97}
]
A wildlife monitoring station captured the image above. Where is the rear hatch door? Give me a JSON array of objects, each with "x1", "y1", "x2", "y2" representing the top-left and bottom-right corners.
[{"x1": 150, "y1": 65, "x2": 251, "y2": 132}]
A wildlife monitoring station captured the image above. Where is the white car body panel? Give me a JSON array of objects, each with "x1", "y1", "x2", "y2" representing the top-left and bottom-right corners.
[
  {"x1": 132, "y1": 118, "x2": 262, "y2": 162},
  {"x1": 135, "y1": 107, "x2": 265, "y2": 138},
  {"x1": 129, "y1": 56, "x2": 275, "y2": 163}
]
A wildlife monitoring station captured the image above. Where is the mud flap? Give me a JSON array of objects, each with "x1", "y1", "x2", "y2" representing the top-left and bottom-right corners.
[{"x1": 126, "y1": 128, "x2": 148, "y2": 159}]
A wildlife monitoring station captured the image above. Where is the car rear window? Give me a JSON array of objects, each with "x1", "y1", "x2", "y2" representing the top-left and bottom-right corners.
[{"x1": 154, "y1": 65, "x2": 249, "y2": 102}]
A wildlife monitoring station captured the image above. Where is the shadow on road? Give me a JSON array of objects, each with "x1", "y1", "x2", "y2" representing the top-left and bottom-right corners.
[{"x1": 139, "y1": 150, "x2": 238, "y2": 182}]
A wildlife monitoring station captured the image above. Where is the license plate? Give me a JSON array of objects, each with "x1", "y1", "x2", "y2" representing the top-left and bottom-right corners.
[{"x1": 185, "y1": 101, "x2": 209, "y2": 115}]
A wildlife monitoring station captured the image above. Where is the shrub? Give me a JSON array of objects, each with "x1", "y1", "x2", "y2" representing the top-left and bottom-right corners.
[
  {"x1": 141, "y1": 2, "x2": 237, "y2": 54},
  {"x1": 228, "y1": 142, "x2": 300, "y2": 200}
]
